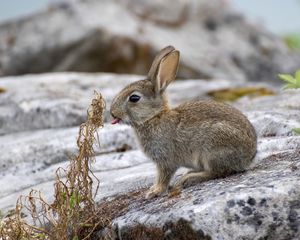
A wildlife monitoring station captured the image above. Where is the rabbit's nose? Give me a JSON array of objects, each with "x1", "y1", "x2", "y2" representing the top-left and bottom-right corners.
[{"x1": 110, "y1": 112, "x2": 121, "y2": 124}]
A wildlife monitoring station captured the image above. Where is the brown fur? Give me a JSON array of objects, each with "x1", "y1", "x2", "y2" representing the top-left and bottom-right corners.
[{"x1": 110, "y1": 46, "x2": 257, "y2": 198}]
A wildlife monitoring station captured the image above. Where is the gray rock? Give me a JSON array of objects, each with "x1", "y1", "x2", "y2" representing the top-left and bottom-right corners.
[
  {"x1": 234, "y1": 89, "x2": 300, "y2": 138},
  {"x1": 0, "y1": 149, "x2": 152, "y2": 211},
  {"x1": 112, "y1": 147, "x2": 300, "y2": 240},
  {"x1": 0, "y1": 124, "x2": 137, "y2": 171},
  {"x1": 0, "y1": 0, "x2": 299, "y2": 82},
  {"x1": 234, "y1": 89, "x2": 300, "y2": 111}
]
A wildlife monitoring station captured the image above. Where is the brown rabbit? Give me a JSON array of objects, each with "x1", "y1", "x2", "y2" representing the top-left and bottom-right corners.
[{"x1": 110, "y1": 46, "x2": 257, "y2": 198}]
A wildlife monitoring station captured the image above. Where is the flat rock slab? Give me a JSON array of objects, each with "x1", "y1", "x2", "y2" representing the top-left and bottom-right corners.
[
  {"x1": 0, "y1": 124, "x2": 136, "y2": 170},
  {"x1": 0, "y1": 150, "x2": 153, "y2": 211},
  {"x1": 1, "y1": 135, "x2": 299, "y2": 218},
  {"x1": 234, "y1": 90, "x2": 300, "y2": 138}
]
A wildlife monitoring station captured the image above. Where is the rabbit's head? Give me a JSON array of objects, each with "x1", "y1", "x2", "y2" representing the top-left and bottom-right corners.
[{"x1": 110, "y1": 46, "x2": 180, "y2": 126}]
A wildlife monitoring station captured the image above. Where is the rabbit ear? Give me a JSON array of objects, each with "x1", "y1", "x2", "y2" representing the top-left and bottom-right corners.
[
  {"x1": 148, "y1": 46, "x2": 180, "y2": 93},
  {"x1": 155, "y1": 50, "x2": 180, "y2": 93}
]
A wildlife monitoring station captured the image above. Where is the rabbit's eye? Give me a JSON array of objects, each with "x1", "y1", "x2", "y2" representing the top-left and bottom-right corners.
[{"x1": 129, "y1": 94, "x2": 141, "y2": 103}]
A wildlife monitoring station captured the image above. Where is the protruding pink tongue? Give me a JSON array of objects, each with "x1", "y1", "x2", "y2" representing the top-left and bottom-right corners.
[{"x1": 111, "y1": 118, "x2": 121, "y2": 124}]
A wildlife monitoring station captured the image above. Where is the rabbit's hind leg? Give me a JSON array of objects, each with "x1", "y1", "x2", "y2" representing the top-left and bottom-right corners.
[{"x1": 173, "y1": 171, "x2": 217, "y2": 189}]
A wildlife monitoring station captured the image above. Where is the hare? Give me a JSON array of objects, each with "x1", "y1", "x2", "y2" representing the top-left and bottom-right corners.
[{"x1": 110, "y1": 46, "x2": 257, "y2": 199}]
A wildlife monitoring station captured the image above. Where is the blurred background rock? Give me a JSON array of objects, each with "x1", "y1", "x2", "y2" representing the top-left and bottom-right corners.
[{"x1": 0, "y1": 0, "x2": 299, "y2": 82}]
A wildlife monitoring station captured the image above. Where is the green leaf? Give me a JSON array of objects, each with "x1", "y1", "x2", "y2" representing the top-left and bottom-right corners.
[
  {"x1": 283, "y1": 34, "x2": 300, "y2": 50},
  {"x1": 72, "y1": 236, "x2": 79, "y2": 240},
  {"x1": 278, "y1": 74, "x2": 296, "y2": 84},
  {"x1": 283, "y1": 83, "x2": 298, "y2": 90},
  {"x1": 35, "y1": 233, "x2": 46, "y2": 239},
  {"x1": 293, "y1": 128, "x2": 300, "y2": 135},
  {"x1": 70, "y1": 192, "x2": 77, "y2": 209},
  {"x1": 77, "y1": 194, "x2": 82, "y2": 203},
  {"x1": 279, "y1": 70, "x2": 300, "y2": 89},
  {"x1": 61, "y1": 192, "x2": 67, "y2": 200},
  {"x1": 70, "y1": 192, "x2": 81, "y2": 209},
  {"x1": 295, "y1": 70, "x2": 300, "y2": 82}
]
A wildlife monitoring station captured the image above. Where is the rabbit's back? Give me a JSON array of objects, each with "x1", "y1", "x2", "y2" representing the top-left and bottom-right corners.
[
  {"x1": 175, "y1": 100, "x2": 254, "y2": 132},
  {"x1": 171, "y1": 100, "x2": 257, "y2": 173}
]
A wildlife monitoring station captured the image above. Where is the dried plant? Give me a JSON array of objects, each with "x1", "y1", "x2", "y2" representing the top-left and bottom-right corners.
[{"x1": 0, "y1": 91, "x2": 105, "y2": 240}]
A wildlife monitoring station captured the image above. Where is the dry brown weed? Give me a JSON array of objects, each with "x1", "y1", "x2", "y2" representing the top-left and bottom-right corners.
[{"x1": 0, "y1": 91, "x2": 105, "y2": 240}]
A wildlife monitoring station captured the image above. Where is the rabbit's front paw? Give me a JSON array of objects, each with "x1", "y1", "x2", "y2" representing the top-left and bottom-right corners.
[{"x1": 146, "y1": 185, "x2": 166, "y2": 199}]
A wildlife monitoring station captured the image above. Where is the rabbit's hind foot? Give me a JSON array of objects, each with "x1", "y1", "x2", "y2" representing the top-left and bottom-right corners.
[{"x1": 173, "y1": 171, "x2": 217, "y2": 189}]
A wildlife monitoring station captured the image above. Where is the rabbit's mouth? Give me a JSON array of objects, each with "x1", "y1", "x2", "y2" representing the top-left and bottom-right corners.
[{"x1": 111, "y1": 118, "x2": 121, "y2": 124}]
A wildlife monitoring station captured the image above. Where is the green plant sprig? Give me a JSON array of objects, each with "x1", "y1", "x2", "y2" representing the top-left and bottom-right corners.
[
  {"x1": 278, "y1": 69, "x2": 300, "y2": 89},
  {"x1": 292, "y1": 128, "x2": 300, "y2": 135}
]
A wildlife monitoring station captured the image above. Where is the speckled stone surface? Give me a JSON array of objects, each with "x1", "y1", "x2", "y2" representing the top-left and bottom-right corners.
[{"x1": 112, "y1": 148, "x2": 300, "y2": 239}]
